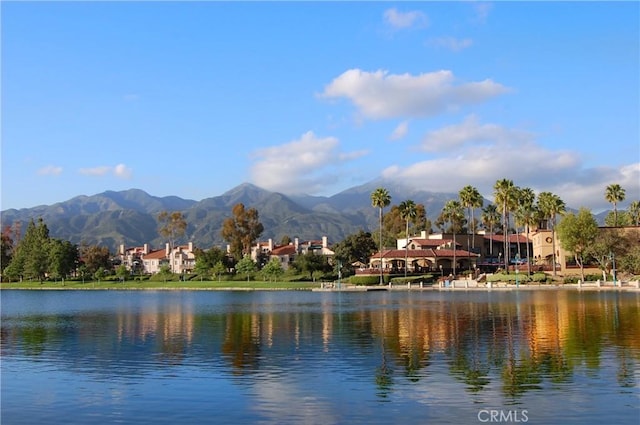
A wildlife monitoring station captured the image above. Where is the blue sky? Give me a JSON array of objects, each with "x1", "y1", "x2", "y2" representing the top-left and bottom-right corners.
[{"x1": 2, "y1": 2, "x2": 638, "y2": 212}]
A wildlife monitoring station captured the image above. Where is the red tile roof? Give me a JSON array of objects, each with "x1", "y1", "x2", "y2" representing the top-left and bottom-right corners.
[
  {"x1": 143, "y1": 249, "x2": 166, "y2": 260},
  {"x1": 271, "y1": 245, "x2": 297, "y2": 255}
]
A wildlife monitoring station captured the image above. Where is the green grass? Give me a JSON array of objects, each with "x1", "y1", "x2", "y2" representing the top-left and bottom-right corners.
[{"x1": 0, "y1": 279, "x2": 320, "y2": 290}]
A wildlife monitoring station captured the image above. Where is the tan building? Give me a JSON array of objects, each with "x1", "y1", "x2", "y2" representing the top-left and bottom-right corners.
[{"x1": 142, "y1": 242, "x2": 197, "y2": 275}]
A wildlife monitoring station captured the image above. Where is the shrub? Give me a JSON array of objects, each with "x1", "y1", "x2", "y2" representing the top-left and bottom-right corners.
[
  {"x1": 349, "y1": 275, "x2": 389, "y2": 285},
  {"x1": 486, "y1": 273, "x2": 531, "y2": 283},
  {"x1": 531, "y1": 272, "x2": 548, "y2": 283},
  {"x1": 390, "y1": 274, "x2": 435, "y2": 285}
]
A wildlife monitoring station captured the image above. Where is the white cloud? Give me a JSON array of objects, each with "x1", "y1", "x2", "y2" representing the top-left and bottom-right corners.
[
  {"x1": 113, "y1": 163, "x2": 133, "y2": 179},
  {"x1": 320, "y1": 69, "x2": 510, "y2": 119},
  {"x1": 250, "y1": 131, "x2": 368, "y2": 194},
  {"x1": 425, "y1": 36, "x2": 473, "y2": 52},
  {"x1": 37, "y1": 165, "x2": 63, "y2": 176},
  {"x1": 78, "y1": 164, "x2": 133, "y2": 179},
  {"x1": 421, "y1": 114, "x2": 533, "y2": 152},
  {"x1": 381, "y1": 117, "x2": 639, "y2": 211},
  {"x1": 390, "y1": 121, "x2": 409, "y2": 141},
  {"x1": 383, "y1": 8, "x2": 428, "y2": 29}
]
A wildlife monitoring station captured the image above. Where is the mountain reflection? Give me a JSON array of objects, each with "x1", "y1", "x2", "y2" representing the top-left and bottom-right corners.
[{"x1": 2, "y1": 291, "x2": 639, "y2": 397}]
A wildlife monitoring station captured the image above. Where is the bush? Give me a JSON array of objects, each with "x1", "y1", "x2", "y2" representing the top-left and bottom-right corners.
[
  {"x1": 486, "y1": 273, "x2": 531, "y2": 283},
  {"x1": 349, "y1": 275, "x2": 389, "y2": 285},
  {"x1": 531, "y1": 272, "x2": 548, "y2": 283}
]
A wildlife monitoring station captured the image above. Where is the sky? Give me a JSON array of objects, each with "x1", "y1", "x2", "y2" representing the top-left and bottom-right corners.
[{"x1": 2, "y1": 1, "x2": 639, "y2": 213}]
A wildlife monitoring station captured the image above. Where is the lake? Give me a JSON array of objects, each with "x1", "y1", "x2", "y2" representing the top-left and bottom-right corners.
[{"x1": 1, "y1": 289, "x2": 639, "y2": 424}]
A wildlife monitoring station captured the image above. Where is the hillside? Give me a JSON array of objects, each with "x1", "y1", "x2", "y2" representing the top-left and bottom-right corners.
[{"x1": 2, "y1": 181, "x2": 597, "y2": 253}]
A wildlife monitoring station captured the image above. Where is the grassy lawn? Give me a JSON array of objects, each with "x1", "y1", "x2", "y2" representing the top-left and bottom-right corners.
[{"x1": 0, "y1": 280, "x2": 320, "y2": 290}]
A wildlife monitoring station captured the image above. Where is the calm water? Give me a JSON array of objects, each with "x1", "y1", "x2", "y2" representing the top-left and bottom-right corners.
[{"x1": 1, "y1": 290, "x2": 639, "y2": 424}]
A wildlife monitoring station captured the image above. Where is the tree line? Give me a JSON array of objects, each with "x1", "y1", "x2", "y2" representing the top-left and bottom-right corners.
[{"x1": 1, "y1": 182, "x2": 637, "y2": 283}]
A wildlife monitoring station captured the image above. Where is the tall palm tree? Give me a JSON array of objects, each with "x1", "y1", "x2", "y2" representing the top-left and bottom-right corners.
[
  {"x1": 481, "y1": 204, "x2": 500, "y2": 257},
  {"x1": 459, "y1": 185, "x2": 484, "y2": 251},
  {"x1": 514, "y1": 202, "x2": 537, "y2": 276},
  {"x1": 537, "y1": 191, "x2": 566, "y2": 277},
  {"x1": 628, "y1": 200, "x2": 640, "y2": 226},
  {"x1": 441, "y1": 200, "x2": 465, "y2": 276},
  {"x1": 514, "y1": 187, "x2": 535, "y2": 261},
  {"x1": 399, "y1": 200, "x2": 417, "y2": 278},
  {"x1": 605, "y1": 184, "x2": 626, "y2": 226},
  {"x1": 371, "y1": 187, "x2": 391, "y2": 285},
  {"x1": 493, "y1": 179, "x2": 517, "y2": 270}
]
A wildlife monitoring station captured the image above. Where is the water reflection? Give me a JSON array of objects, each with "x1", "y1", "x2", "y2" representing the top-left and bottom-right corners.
[{"x1": 2, "y1": 290, "x2": 639, "y2": 423}]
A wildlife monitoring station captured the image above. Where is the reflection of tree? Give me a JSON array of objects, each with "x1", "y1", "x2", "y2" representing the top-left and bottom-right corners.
[
  {"x1": 375, "y1": 336, "x2": 393, "y2": 399},
  {"x1": 221, "y1": 312, "x2": 261, "y2": 374}
]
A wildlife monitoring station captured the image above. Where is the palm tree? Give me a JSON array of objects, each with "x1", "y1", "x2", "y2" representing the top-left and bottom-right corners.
[
  {"x1": 514, "y1": 202, "x2": 537, "y2": 276},
  {"x1": 537, "y1": 191, "x2": 566, "y2": 277},
  {"x1": 459, "y1": 185, "x2": 484, "y2": 251},
  {"x1": 481, "y1": 204, "x2": 500, "y2": 257},
  {"x1": 493, "y1": 179, "x2": 517, "y2": 270},
  {"x1": 399, "y1": 200, "x2": 417, "y2": 278},
  {"x1": 441, "y1": 200, "x2": 465, "y2": 276},
  {"x1": 605, "y1": 184, "x2": 626, "y2": 226},
  {"x1": 371, "y1": 187, "x2": 391, "y2": 285},
  {"x1": 514, "y1": 187, "x2": 536, "y2": 262},
  {"x1": 628, "y1": 200, "x2": 640, "y2": 226}
]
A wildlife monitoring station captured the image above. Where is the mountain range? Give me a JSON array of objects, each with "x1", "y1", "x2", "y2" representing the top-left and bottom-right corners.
[
  {"x1": 1, "y1": 181, "x2": 470, "y2": 251},
  {"x1": 1, "y1": 181, "x2": 604, "y2": 252}
]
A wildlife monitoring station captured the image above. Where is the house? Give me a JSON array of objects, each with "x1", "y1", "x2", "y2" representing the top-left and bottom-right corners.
[
  {"x1": 251, "y1": 236, "x2": 335, "y2": 270},
  {"x1": 141, "y1": 242, "x2": 197, "y2": 275},
  {"x1": 117, "y1": 244, "x2": 149, "y2": 274}
]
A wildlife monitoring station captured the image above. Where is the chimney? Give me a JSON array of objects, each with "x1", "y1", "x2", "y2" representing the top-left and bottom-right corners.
[
  {"x1": 226, "y1": 244, "x2": 231, "y2": 253},
  {"x1": 322, "y1": 236, "x2": 328, "y2": 248},
  {"x1": 294, "y1": 238, "x2": 299, "y2": 251},
  {"x1": 143, "y1": 243, "x2": 149, "y2": 255},
  {"x1": 268, "y1": 238, "x2": 273, "y2": 251},
  {"x1": 188, "y1": 241, "x2": 193, "y2": 252},
  {"x1": 119, "y1": 244, "x2": 125, "y2": 255},
  {"x1": 421, "y1": 230, "x2": 427, "y2": 239},
  {"x1": 165, "y1": 243, "x2": 170, "y2": 256}
]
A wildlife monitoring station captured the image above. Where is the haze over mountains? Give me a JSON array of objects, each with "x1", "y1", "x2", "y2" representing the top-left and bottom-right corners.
[{"x1": 1, "y1": 180, "x2": 601, "y2": 252}]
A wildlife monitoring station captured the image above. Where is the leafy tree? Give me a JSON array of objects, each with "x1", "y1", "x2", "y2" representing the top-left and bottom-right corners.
[
  {"x1": 459, "y1": 185, "x2": 483, "y2": 249},
  {"x1": 584, "y1": 229, "x2": 626, "y2": 281},
  {"x1": 280, "y1": 235, "x2": 292, "y2": 246},
  {"x1": 557, "y1": 208, "x2": 599, "y2": 282},
  {"x1": 221, "y1": 203, "x2": 264, "y2": 261},
  {"x1": 332, "y1": 230, "x2": 377, "y2": 276},
  {"x1": 537, "y1": 191, "x2": 566, "y2": 277},
  {"x1": 293, "y1": 252, "x2": 330, "y2": 281},
  {"x1": 371, "y1": 187, "x2": 391, "y2": 284},
  {"x1": 628, "y1": 200, "x2": 640, "y2": 226},
  {"x1": 194, "y1": 258, "x2": 212, "y2": 281},
  {"x1": 605, "y1": 184, "x2": 626, "y2": 226},
  {"x1": 211, "y1": 261, "x2": 226, "y2": 282},
  {"x1": 157, "y1": 264, "x2": 172, "y2": 282},
  {"x1": 77, "y1": 264, "x2": 90, "y2": 283},
  {"x1": 48, "y1": 239, "x2": 79, "y2": 282},
  {"x1": 94, "y1": 266, "x2": 106, "y2": 283},
  {"x1": 80, "y1": 244, "x2": 111, "y2": 275},
  {"x1": 9, "y1": 218, "x2": 51, "y2": 282},
  {"x1": 481, "y1": 204, "x2": 500, "y2": 257},
  {"x1": 618, "y1": 244, "x2": 640, "y2": 275},
  {"x1": 1, "y1": 225, "x2": 14, "y2": 274},
  {"x1": 494, "y1": 179, "x2": 518, "y2": 270},
  {"x1": 399, "y1": 200, "x2": 417, "y2": 277},
  {"x1": 235, "y1": 255, "x2": 257, "y2": 281},
  {"x1": 441, "y1": 200, "x2": 465, "y2": 275},
  {"x1": 262, "y1": 257, "x2": 284, "y2": 282},
  {"x1": 115, "y1": 264, "x2": 130, "y2": 282},
  {"x1": 604, "y1": 210, "x2": 631, "y2": 227},
  {"x1": 158, "y1": 211, "x2": 187, "y2": 270}
]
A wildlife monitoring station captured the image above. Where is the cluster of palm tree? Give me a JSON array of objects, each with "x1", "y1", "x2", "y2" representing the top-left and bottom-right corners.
[{"x1": 372, "y1": 181, "x2": 634, "y2": 280}]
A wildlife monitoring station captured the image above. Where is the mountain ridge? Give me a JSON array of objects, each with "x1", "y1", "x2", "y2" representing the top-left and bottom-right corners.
[{"x1": 1, "y1": 181, "x2": 604, "y2": 252}]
